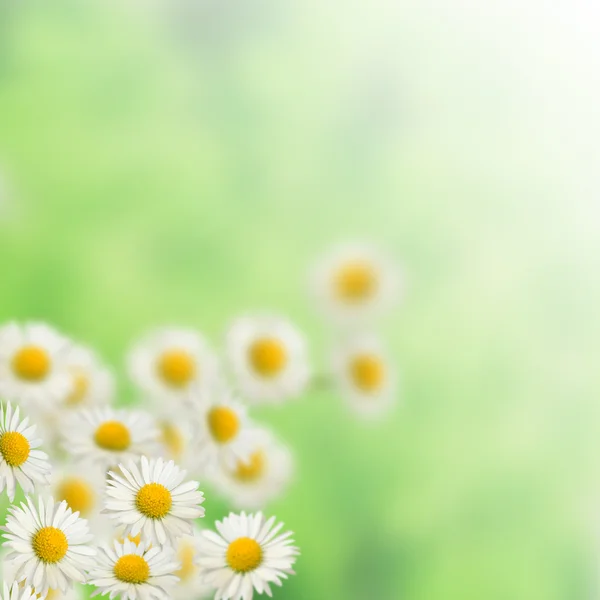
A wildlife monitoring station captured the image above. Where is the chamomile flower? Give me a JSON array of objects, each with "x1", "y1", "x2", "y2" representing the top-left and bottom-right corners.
[
  {"x1": 127, "y1": 327, "x2": 218, "y2": 403},
  {"x1": 0, "y1": 322, "x2": 72, "y2": 407},
  {"x1": 311, "y1": 242, "x2": 402, "y2": 324},
  {"x1": 210, "y1": 429, "x2": 293, "y2": 509},
  {"x1": 170, "y1": 525, "x2": 212, "y2": 600},
  {"x1": 2, "y1": 496, "x2": 95, "y2": 596},
  {"x1": 332, "y1": 335, "x2": 398, "y2": 418},
  {"x1": 0, "y1": 583, "x2": 37, "y2": 600},
  {"x1": 0, "y1": 402, "x2": 51, "y2": 501},
  {"x1": 104, "y1": 456, "x2": 205, "y2": 546},
  {"x1": 87, "y1": 538, "x2": 179, "y2": 600},
  {"x1": 63, "y1": 407, "x2": 160, "y2": 471},
  {"x1": 197, "y1": 512, "x2": 299, "y2": 600},
  {"x1": 225, "y1": 314, "x2": 310, "y2": 404}
]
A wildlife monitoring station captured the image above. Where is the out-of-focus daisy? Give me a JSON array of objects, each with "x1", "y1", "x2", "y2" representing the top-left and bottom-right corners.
[
  {"x1": 0, "y1": 402, "x2": 51, "y2": 501},
  {"x1": 225, "y1": 315, "x2": 310, "y2": 404},
  {"x1": 210, "y1": 429, "x2": 293, "y2": 510},
  {"x1": 2, "y1": 496, "x2": 95, "y2": 596},
  {"x1": 155, "y1": 412, "x2": 197, "y2": 471},
  {"x1": 332, "y1": 335, "x2": 398, "y2": 418},
  {"x1": 170, "y1": 525, "x2": 212, "y2": 600},
  {"x1": 0, "y1": 583, "x2": 37, "y2": 600},
  {"x1": 190, "y1": 390, "x2": 257, "y2": 472},
  {"x1": 311, "y1": 243, "x2": 402, "y2": 323},
  {"x1": 127, "y1": 327, "x2": 218, "y2": 402},
  {"x1": 104, "y1": 456, "x2": 205, "y2": 545},
  {"x1": 197, "y1": 511, "x2": 299, "y2": 600},
  {"x1": 63, "y1": 407, "x2": 160, "y2": 470},
  {"x1": 87, "y1": 537, "x2": 179, "y2": 600},
  {"x1": 0, "y1": 322, "x2": 72, "y2": 407}
]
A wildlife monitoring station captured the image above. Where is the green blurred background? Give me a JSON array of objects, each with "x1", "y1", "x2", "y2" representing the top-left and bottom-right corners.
[{"x1": 1, "y1": 1, "x2": 600, "y2": 598}]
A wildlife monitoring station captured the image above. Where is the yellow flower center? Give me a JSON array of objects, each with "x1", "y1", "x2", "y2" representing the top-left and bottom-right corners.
[
  {"x1": 65, "y1": 371, "x2": 89, "y2": 406},
  {"x1": 207, "y1": 407, "x2": 239, "y2": 443},
  {"x1": 32, "y1": 527, "x2": 68, "y2": 563},
  {"x1": 248, "y1": 338, "x2": 287, "y2": 377},
  {"x1": 56, "y1": 477, "x2": 95, "y2": 516},
  {"x1": 160, "y1": 421, "x2": 184, "y2": 459},
  {"x1": 234, "y1": 450, "x2": 266, "y2": 482},
  {"x1": 0, "y1": 431, "x2": 30, "y2": 467},
  {"x1": 350, "y1": 354, "x2": 386, "y2": 392},
  {"x1": 175, "y1": 541, "x2": 197, "y2": 582},
  {"x1": 157, "y1": 349, "x2": 196, "y2": 387},
  {"x1": 334, "y1": 261, "x2": 378, "y2": 303},
  {"x1": 94, "y1": 420, "x2": 131, "y2": 451},
  {"x1": 226, "y1": 537, "x2": 263, "y2": 573},
  {"x1": 12, "y1": 345, "x2": 50, "y2": 381},
  {"x1": 113, "y1": 554, "x2": 150, "y2": 584},
  {"x1": 135, "y1": 482, "x2": 172, "y2": 519}
]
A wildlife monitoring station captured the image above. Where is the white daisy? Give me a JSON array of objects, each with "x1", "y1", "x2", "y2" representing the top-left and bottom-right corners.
[
  {"x1": 88, "y1": 537, "x2": 180, "y2": 600},
  {"x1": 331, "y1": 335, "x2": 398, "y2": 418},
  {"x1": 0, "y1": 322, "x2": 72, "y2": 408},
  {"x1": 170, "y1": 525, "x2": 212, "y2": 600},
  {"x1": 311, "y1": 242, "x2": 402, "y2": 324},
  {"x1": 0, "y1": 402, "x2": 51, "y2": 501},
  {"x1": 225, "y1": 314, "x2": 310, "y2": 405},
  {"x1": 63, "y1": 407, "x2": 160, "y2": 471},
  {"x1": 104, "y1": 455, "x2": 205, "y2": 546},
  {"x1": 209, "y1": 429, "x2": 294, "y2": 510},
  {"x1": 155, "y1": 412, "x2": 197, "y2": 472},
  {"x1": 127, "y1": 327, "x2": 218, "y2": 403},
  {"x1": 197, "y1": 511, "x2": 299, "y2": 600},
  {"x1": 2, "y1": 496, "x2": 96, "y2": 596},
  {"x1": 0, "y1": 583, "x2": 37, "y2": 600}
]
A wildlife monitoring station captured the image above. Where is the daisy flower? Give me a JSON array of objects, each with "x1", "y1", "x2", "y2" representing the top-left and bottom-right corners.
[
  {"x1": 225, "y1": 314, "x2": 310, "y2": 404},
  {"x1": 0, "y1": 402, "x2": 51, "y2": 501},
  {"x1": 2, "y1": 496, "x2": 95, "y2": 596},
  {"x1": 127, "y1": 327, "x2": 218, "y2": 403},
  {"x1": 88, "y1": 537, "x2": 180, "y2": 600},
  {"x1": 197, "y1": 512, "x2": 299, "y2": 600},
  {"x1": 0, "y1": 583, "x2": 37, "y2": 600},
  {"x1": 104, "y1": 455, "x2": 205, "y2": 545},
  {"x1": 331, "y1": 335, "x2": 398, "y2": 418},
  {"x1": 0, "y1": 322, "x2": 72, "y2": 407},
  {"x1": 310, "y1": 242, "x2": 402, "y2": 324},
  {"x1": 210, "y1": 429, "x2": 294, "y2": 510},
  {"x1": 63, "y1": 407, "x2": 160, "y2": 471},
  {"x1": 170, "y1": 525, "x2": 212, "y2": 600}
]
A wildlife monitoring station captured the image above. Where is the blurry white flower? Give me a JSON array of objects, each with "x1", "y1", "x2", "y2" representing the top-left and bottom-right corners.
[
  {"x1": 87, "y1": 538, "x2": 179, "y2": 600},
  {"x1": 170, "y1": 525, "x2": 212, "y2": 600},
  {"x1": 3, "y1": 496, "x2": 95, "y2": 596},
  {"x1": 127, "y1": 327, "x2": 218, "y2": 403},
  {"x1": 0, "y1": 322, "x2": 72, "y2": 408},
  {"x1": 197, "y1": 511, "x2": 299, "y2": 600},
  {"x1": 332, "y1": 335, "x2": 398, "y2": 418},
  {"x1": 0, "y1": 402, "x2": 51, "y2": 501},
  {"x1": 311, "y1": 242, "x2": 402, "y2": 324},
  {"x1": 209, "y1": 428, "x2": 293, "y2": 510},
  {"x1": 226, "y1": 314, "x2": 310, "y2": 405}
]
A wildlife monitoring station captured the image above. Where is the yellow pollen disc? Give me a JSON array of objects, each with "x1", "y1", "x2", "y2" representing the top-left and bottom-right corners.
[
  {"x1": 65, "y1": 371, "x2": 89, "y2": 406},
  {"x1": 334, "y1": 261, "x2": 378, "y2": 303},
  {"x1": 0, "y1": 431, "x2": 30, "y2": 467},
  {"x1": 56, "y1": 477, "x2": 95, "y2": 516},
  {"x1": 157, "y1": 349, "x2": 196, "y2": 388},
  {"x1": 226, "y1": 537, "x2": 263, "y2": 573},
  {"x1": 135, "y1": 482, "x2": 172, "y2": 519},
  {"x1": 248, "y1": 337, "x2": 287, "y2": 378},
  {"x1": 350, "y1": 354, "x2": 386, "y2": 393},
  {"x1": 12, "y1": 345, "x2": 50, "y2": 381},
  {"x1": 94, "y1": 420, "x2": 131, "y2": 451},
  {"x1": 175, "y1": 541, "x2": 197, "y2": 582},
  {"x1": 207, "y1": 407, "x2": 239, "y2": 444},
  {"x1": 160, "y1": 421, "x2": 184, "y2": 458},
  {"x1": 113, "y1": 554, "x2": 150, "y2": 584},
  {"x1": 234, "y1": 450, "x2": 266, "y2": 483},
  {"x1": 32, "y1": 527, "x2": 68, "y2": 563}
]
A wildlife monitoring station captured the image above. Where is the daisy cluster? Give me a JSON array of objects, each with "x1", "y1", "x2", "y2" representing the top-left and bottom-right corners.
[{"x1": 0, "y1": 241, "x2": 400, "y2": 600}]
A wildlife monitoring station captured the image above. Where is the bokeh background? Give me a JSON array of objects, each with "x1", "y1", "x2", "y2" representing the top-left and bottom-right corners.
[{"x1": 1, "y1": 0, "x2": 600, "y2": 598}]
